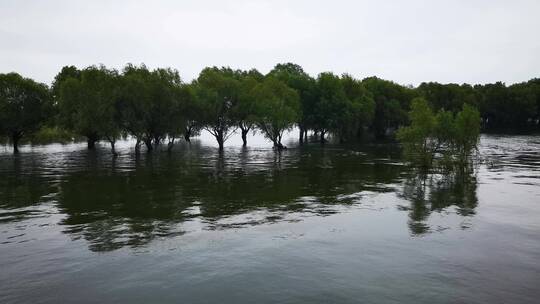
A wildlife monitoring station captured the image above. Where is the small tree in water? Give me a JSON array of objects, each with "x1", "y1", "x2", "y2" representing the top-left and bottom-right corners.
[
  {"x1": 397, "y1": 98, "x2": 480, "y2": 172},
  {"x1": 396, "y1": 98, "x2": 439, "y2": 170},
  {"x1": 453, "y1": 104, "x2": 481, "y2": 170}
]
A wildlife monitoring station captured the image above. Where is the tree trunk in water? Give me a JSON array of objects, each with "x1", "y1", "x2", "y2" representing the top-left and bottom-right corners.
[
  {"x1": 87, "y1": 134, "x2": 98, "y2": 150},
  {"x1": 299, "y1": 127, "x2": 304, "y2": 144},
  {"x1": 167, "y1": 138, "x2": 175, "y2": 152},
  {"x1": 320, "y1": 131, "x2": 326, "y2": 144},
  {"x1": 241, "y1": 129, "x2": 248, "y2": 147},
  {"x1": 215, "y1": 129, "x2": 224, "y2": 151},
  {"x1": 273, "y1": 137, "x2": 285, "y2": 150},
  {"x1": 144, "y1": 138, "x2": 153, "y2": 152},
  {"x1": 184, "y1": 131, "x2": 191, "y2": 143},
  {"x1": 135, "y1": 138, "x2": 141, "y2": 154},
  {"x1": 217, "y1": 137, "x2": 224, "y2": 151},
  {"x1": 12, "y1": 134, "x2": 20, "y2": 154},
  {"x1": 109, "y1": 140, "x2": 118, "y2": 156}
]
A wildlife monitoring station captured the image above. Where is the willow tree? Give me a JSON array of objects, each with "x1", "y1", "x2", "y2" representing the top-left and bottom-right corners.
[
  {"x1": 234, "y1": 70, "x2": 263, "y2": 146},
  {"x1": 194, "y1": 67, "x2": 240, "y2": 151},
  {"x1": 313, "y1": 72, "x2": 350, "y2": 143},
  {"x1": 252, "y1": 77, "x2": 300, "y2": 150},
  {"x1": 362, "y1": 77, "x2": 414, "y2": 139},
  {"x1": 181, "y1": 83, "x2": 203, "y2": 143},
  {"x1": 341, "y1": 74, "x2": 375, "y2": 141},
  {"x1": 58, "y1": 66, "x2": 120, "y2": 153},
  {"x1": 52, "y1": 66, "x2": 81, "y2": 100},
  {"x1": 0, "y1": 73, "x2": 51, "y2": 153},
  {"x1": 119, "y1": 64, "x2": 186, "y2": 152},
  {"x1": 268, "y1": 63, "x2": 316, "y2": 144},
  {"x1": 166, "y1": 83, "x2": 192, "y2": 151}
]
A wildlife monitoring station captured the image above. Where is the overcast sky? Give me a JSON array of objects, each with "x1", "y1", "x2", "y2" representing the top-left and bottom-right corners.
[{"x1": 1, "y1": 0, "x2": 539, "y2": 86}]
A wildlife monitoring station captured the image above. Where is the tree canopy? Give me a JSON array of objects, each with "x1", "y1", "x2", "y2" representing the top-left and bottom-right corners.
[
  {"x1": 1, "y1": 62, "x2": 538, "y2": 155},
  {"x1": 0, "y1": 73, "x2": 51, "y2": 153},
  {"x1": 397, "y1": 98, "x2": 481, "y2": 172},
  {"x1": 194, "y1": 67, "x2": 240, "y2": 151},
  {"x1": 118, "y1": 64, "x2": 188, "y2": 152},
  {"x1": 251, "y1": 77, "x2": 300, "y2": 149}
]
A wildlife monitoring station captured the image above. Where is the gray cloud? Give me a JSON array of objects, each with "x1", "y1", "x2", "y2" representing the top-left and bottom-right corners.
[{"x1": 1, "y1": 0, "x2": 539, "y2": 86}]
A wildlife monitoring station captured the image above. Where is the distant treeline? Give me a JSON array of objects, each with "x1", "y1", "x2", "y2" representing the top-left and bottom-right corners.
[{"x1": 0, "y1": 63, "x2": 539, "y2": 154}]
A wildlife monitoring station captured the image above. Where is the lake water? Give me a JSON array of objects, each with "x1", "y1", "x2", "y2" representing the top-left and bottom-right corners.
[{"x1": 1, "y1": 132, "x2": 539, "y2": 303}]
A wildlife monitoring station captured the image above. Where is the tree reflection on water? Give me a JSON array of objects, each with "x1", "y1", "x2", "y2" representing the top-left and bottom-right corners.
[
  {"x1": 399, "y1": 171, "x2": 478, "y2": 235},
  {"x1": 0, "y1": 142, "x2": 481, "y2": 251}
]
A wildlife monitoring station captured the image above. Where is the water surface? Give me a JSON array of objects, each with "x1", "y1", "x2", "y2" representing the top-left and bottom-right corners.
[{"x1": 1, "y1": 133, "x2": 539, "y2": 303}]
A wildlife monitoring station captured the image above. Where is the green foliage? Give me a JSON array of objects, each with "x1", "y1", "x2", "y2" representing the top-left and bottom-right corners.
[
  {"x1": 418, "y1": 80, "x2": 539, "y2": 131},
  {"x1": 29, "y1": 126, "x2": 81, "y2": 144},
  {"x1": 235, "y1": 75, "x2": 259, "y2": 126},
  {"x1": 0, "y1": 72, "x2": 51, "y2": 152},
  {"x1": 251, "y1": 77, "x2": 300, "y2": 149},
  {"x1": 233, "y1": 71, "x2": 262, "y2": 146},
  {"x1": 453, "y1": 104, "x2": 481, "y2": 166},
  {"x1": 313, "y1": 72, "x2": 349, "y2": 142},
  {"x1": 396, "y1": 98, "x2": 438, "y2": 169},
  {"x1": 341, "y1": 74, "x2": 375, "y2": 141},
  {"x1": 57, "y1": 65, "x2": 120, "y2": 150},
  {"x1": 362, "y1": 77, "x2": 415, "y2": 139},
  {"x1": 118, "y1": 64, "x2": 187, "y2": 151},
  {"x1": 2, "y1": 63, "x2": 538, "y2": 155},
  {"x1": 194, "y1": 67, "x2": 241, "y2": 150},
  {"x1": 52, "y1": 66, "x2": 81, "y2": 100},
  {"x1": 180, "y1": 83, "x2": 203, "y2": 142},
  {"x1": 268, "y1": 63, "x2": 317, "y2": 141},
  {"x1": 418, "y1": 82, "x2": 478, "y2": 113},
  {"x1": 473, "y1": 81, "x2": 537, "y2": 130},
  {"x1": 397, "y1": 99, "x2": 481, "y2": 172},
  {"x1": 311, "y1": 72, "x2": 377, "y2": 143}
]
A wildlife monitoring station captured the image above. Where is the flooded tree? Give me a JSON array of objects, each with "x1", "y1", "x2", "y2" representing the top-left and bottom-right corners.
[
  {"x1": 3, "y1": 63, "x2": 539, "y2": 154},
  {"x1": 181, "y1": 83, "x2": 204, "y2": 143},
  {"x1": 452, "y1": 104, "x2": 482, "y2": 170},
  {"x1": 194, "y1": 67, "x2": 240, "y2": 151},
  {"x1": 57, "y1": 66, "x2": 121, "y2": 154},
  {"x1": 268, "y1": 63, "x2": 317, "y2": 144},
  {"x1": 396, "y1": 98, "x2": 439, "y2": 170},
  {"x1": 313, "y1": 72, "x2": 350, "y2": 143},
  {"x1": 339, "y1": 74, "x2": 376, "y2": 142},
  {"x1": 234, "y1": 69, "x2": 263, "y2": 147},
  {"x1": 119, "y1": 64, "x2": 187, "y2": 152},
  {"x1": 252, "y1": 77, "x2": 300, "y2": 150},
  {"x1": 362, "y1": 76, "x2": 414, "y2": 139},
  {"x1": 0, "y1": 73, "x2": 51, "y2": 153},
  {"x1": 397, "y1": 98, "x2": 481, "y2": 172}
]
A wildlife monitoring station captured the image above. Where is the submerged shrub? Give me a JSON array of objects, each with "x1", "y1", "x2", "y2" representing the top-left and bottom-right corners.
[{"x1": 397, "y1": 99, "x2": 481, "y2": 172}]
